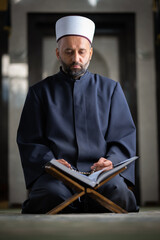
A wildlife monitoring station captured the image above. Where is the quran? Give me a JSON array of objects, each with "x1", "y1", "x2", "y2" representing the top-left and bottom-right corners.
[
  {"x1": 45, "y1": 156, "x2": 138, "y2": 214},
  {"x1": 45, "y1": 156, "x2": 138, "y2": 188}
]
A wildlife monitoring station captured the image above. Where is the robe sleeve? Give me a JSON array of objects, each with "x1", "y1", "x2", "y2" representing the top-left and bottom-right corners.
[
  {"x1": 106, "y1": 82, "x2": 136, "y2": 184},
  {"x1": 17, "y1": 87, "x2": 55, "y2": 189}
]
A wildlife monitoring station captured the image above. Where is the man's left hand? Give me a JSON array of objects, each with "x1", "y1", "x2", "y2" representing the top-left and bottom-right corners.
[{"x1": 91, "y1": 157, "x2": 113, "y2": 172}]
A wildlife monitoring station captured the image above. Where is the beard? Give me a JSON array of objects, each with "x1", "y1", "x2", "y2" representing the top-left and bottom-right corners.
[{"x1": 60, "y1": 58, "x2": 90, "y2": 79}]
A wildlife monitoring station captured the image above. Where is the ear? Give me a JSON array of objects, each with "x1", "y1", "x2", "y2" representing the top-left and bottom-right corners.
[
  {"x1": 56, "y1": 48, "x2": 60, "y2": 60},
  {"x1": 89, "y1": 47, "x2": 93, "y2": 60}
]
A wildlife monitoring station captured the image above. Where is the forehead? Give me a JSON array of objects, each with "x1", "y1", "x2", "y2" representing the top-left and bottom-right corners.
[{"x1": 58, "y1": 35, "x2": 91, "y2": 49}]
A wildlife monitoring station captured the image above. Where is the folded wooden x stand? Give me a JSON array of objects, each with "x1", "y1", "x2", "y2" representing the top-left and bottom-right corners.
[{"x1": 45, "y1": 165, "x2": 127, "y2": 214}]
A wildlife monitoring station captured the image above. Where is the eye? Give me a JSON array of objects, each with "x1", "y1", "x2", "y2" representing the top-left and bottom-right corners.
[
  {"x1": 79, "y1": 50, "x2": 86, "y2": 55},
  {"x1": 65, "y1": 50, "x2": 73, "y2": 55}
]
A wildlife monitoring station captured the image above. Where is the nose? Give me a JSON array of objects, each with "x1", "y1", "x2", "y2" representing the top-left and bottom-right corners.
[{"x1": 72, "y1": 51, "x2": 79, "y2": 63}]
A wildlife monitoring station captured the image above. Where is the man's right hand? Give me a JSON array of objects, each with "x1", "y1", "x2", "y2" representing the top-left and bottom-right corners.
[{"x1": 56, "y1": 159, "x2": 71, "y2": 168}]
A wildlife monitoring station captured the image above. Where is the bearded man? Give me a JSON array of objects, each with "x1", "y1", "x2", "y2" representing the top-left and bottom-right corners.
[{"x1": 17, "y1": 15, "x2": 138, "y2": 213}]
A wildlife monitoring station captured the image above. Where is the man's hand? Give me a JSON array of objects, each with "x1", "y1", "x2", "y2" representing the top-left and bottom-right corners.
[
  {"x1": 56, "y1": 159, "x2": 71, "y2": 168},
  {"x1": 91, "y1": 157, "x2": 113, "y2": 172}
]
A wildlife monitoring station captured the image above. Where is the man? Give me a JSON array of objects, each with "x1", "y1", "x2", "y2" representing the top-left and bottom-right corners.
[{"x1": 17, "y1": 15, "x2": 138, "y2": 213}]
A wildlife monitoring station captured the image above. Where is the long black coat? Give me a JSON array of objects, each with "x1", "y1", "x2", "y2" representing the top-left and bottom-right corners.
[{"x1": 17, "y1": 70, "x2": 136, "y2": 189}]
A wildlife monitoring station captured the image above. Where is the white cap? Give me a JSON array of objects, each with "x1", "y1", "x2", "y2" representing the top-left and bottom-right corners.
[{"x1": 55, "y1": 15, "x2": 95, "y2": 43}]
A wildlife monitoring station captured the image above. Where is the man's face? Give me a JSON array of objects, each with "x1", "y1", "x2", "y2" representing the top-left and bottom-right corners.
[{"x1": 56, "y1": 36, "x2": 93, "y2": 79}]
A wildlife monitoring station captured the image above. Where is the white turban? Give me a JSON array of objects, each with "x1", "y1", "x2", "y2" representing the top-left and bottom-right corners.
[{"x1": 55, "y1": 15, "x2": 95, "y2": 43}]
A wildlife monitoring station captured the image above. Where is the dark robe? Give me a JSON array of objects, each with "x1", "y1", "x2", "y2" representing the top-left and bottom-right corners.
[{"x1": 17, "y1": 69, "x2": 136, "y2": 190}]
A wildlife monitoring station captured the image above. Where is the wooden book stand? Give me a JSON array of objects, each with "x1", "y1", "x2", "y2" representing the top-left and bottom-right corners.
[{"x1": 45, "y1": 165, "x2": 127, "y2": 214}]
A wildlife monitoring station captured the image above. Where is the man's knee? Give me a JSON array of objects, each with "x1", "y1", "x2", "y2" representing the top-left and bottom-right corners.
[
  {"x1": 99, "y1": 175, "x2": 138, "y2": 212},
  {"x1": 22, "y1": 174, "x2": 74, "y2": 214},
  {"x1": 44, "y1": 177, "x2": 73, "y2": 203}
]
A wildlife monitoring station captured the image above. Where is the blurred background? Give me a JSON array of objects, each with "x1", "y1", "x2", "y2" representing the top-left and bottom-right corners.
[{"x1": 0, "y1": 0, "x2": 160, "y2": 209}]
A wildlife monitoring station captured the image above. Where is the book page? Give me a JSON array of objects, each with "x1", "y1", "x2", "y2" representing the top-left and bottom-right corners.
[
  {"x1": 49, "y1": 159, "x2": 97, "y2": 187},
  {"x1": 88, "y1": 169, "x2": 105, "y2": 181}
]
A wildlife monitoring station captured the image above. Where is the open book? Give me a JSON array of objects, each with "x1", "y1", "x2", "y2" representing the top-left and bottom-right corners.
[{"x1": 46, "y1": 156, "x2": 138, "y2": 188}]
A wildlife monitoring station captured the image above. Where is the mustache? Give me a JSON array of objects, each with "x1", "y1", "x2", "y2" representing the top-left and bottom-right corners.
[{"x1": 70, "y1": 62, "x2": 82, "y2": 67}]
